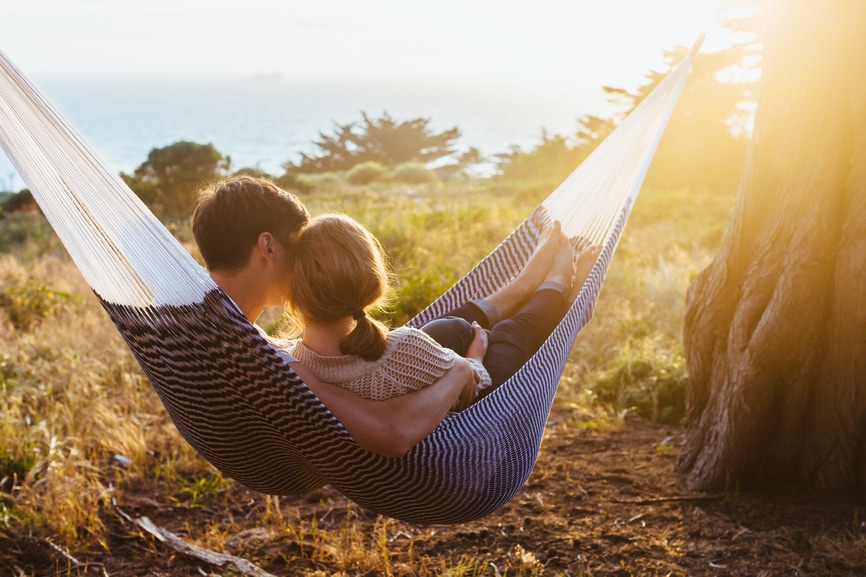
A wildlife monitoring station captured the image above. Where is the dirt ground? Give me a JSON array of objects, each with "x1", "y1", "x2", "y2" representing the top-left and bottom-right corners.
[{"x1": 3, "y1": 410, "x2": 865, "y2": 576}]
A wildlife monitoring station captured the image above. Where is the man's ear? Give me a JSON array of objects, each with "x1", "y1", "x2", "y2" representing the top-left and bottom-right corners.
[{"x1": 256, "y1": 232, "x2": 276, "y2": 263}]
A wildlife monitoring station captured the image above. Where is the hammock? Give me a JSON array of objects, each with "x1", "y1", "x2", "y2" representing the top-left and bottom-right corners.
[{"x1": 0, "y1": 46, "x2": 696, "y2": 524}]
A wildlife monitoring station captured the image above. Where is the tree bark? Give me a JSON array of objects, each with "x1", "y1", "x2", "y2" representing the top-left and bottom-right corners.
[{"x1": 679, "y1": 0, "x2": 866, "y2": 494}]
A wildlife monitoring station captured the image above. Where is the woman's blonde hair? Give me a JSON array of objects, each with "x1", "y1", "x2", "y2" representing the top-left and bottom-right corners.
[{"x1": 287, "y1": 213, "x2": 391, "y2": 361}]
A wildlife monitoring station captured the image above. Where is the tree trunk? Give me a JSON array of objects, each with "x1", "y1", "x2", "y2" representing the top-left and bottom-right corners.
[{"x1": 679, "y1": 0, "x2": 866, "y2": 494}]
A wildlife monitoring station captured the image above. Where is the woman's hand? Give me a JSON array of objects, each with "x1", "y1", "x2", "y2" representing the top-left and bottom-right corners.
[
  {"x1": 465, "y1": 321, "x2": 488, "y2": 362},
  {"x1": 452, "y1": 357, "x2": 480, "y2": 411}
]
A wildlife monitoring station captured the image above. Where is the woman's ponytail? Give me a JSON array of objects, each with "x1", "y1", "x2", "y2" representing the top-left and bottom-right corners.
[{"x1": 340, "y1": 311, "x2": 388, "y2": 361}]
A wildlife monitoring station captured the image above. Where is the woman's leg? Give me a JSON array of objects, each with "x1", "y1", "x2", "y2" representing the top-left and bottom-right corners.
[
  {"x1": 480, "y1": 241, "x2": 601, "y2": 389},
  {"x1": 481, "y1": 282, "x2": 569, "y2": 388},
  {"x1": 420, "y1": 316, "x2": 475, "y2": 356}
]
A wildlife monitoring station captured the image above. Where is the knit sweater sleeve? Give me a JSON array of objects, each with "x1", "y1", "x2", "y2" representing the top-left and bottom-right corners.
[{"x1": 371, "y1": 327, "x2": 458, "y2": 399}]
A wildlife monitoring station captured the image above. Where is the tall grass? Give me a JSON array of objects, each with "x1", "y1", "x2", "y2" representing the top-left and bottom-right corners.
[
  {"x1": 0, "y1": 244, "x2": 206, "y2": 544},
  {"x1": 563, "y1": 185, "x2": 735, "y2": 423},
  {"x1": 1, "y1": 177, "x2": 733, "y2": 569}
]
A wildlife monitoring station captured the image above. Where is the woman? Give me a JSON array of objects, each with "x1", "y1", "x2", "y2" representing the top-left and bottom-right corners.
[{"x1": 275, "y1": 212, "x2": 599, "y2": 409}]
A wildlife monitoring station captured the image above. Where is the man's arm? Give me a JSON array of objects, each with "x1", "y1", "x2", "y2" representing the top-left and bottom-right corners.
[{"x1": 291, "y1": 357, "x2": 476, "y2": 458}]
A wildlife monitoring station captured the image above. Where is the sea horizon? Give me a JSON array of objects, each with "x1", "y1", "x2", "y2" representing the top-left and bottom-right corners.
[{"x1": 0, "y1": 72, "x2": 615, "y2": 192}]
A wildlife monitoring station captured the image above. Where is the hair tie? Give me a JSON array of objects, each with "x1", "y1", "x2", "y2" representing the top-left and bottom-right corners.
[{"x1": 352, "y1": 310, "x2": 366, "y2": 320}]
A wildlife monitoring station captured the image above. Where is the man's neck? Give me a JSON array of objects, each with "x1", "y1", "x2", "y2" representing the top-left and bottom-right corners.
[{"x1": 210, "y1": 269, "x2": 267, "y2": 323}]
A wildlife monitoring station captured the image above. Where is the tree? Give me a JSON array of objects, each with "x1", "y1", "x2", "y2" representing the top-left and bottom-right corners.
[
  {"x1": 436, "y1": 147, "x2": 486, "y2": 179},
  {"x1": 496, "y1": 10, "x2": 761, "y2": 190},
  {"x1": 123, "y1": 141, "x2": 230, "y2": 216},
  {"x1": 287, "y1": 112, "x2": 461, "y2": 173},
  {"x1": 679, "y1": 0, "x2": 866, "y2": 494},
  {"x1": 495, "y1": 131, "x2": 587, "y2": 182},
  {"x1": 0, "y1": 189, "x2": 37, "y2": 214}
]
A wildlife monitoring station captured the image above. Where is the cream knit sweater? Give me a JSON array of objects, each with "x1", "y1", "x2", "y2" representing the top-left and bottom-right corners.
[{"x1": 280, "y1": 326, "x2": 491, "y2": 401}]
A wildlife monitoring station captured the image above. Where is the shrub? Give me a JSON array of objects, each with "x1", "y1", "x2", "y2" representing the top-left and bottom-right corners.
[
  {"x1": 346, "y1": 161, "x2": 387, "y2": 186},
  {"x1": 275, "y1": 172, "x2": 313, "y2": 194},
  {"x1": 588, "y1": 333, "x2": 687, "y2": 425},
  {"x1": 0, "y1": 273, "x2": 72, "y2": 331},
  {"x1": 302, "y1": 172, "x2": 347, "y2": 194},
  {"x1": 0, "y1": 449, "x2": 35, "y2": 492},
  {"x1": 0, "y1": 214, "x2": 56, "y2": 253},
  {"x1": 232, "y1": 167, "x2": 273, "y2": 180},
  {"x1": 395, "y1": 266, "x2": 461, "y2": 324},
  {"x1": 391, "y1": 162, "x2": 438, "y2": 184},
  {"x1": 124, "y1": 141, "x2": 230, "y2": 216},
  {"x1": 0, "y1": 189, "x2": 37, "y2": 214}
]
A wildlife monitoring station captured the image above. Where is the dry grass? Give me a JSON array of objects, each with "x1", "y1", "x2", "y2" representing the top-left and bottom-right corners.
[
  {"x1": 1, "y1": 180, "x2": 739, "y2": 573},
  {"x1": 0, "y1": 249, "x2": 201, "y2": 545}
]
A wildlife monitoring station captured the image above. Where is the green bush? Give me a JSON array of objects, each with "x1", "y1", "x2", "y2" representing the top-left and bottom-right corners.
[
  {"x1": 0, "y1": 274, "x2": 72, "y2": 331},
  {"x1": 293, "y1": 172, "x2": 346, "y2": 194},
  {"x1": 588, "y1": 333, "x2": 687, "y2": 424},
  {"x1": 275, "y1": 172, "x2": 313, "y2": 194},
  {"x1": 394, "y1": 266, "x2": 461, "y2": 324},
  {"x1": 346, "y1": 161, "x2": 387, "y2": 186},
  {"x1": 0, "y1": 189, "x2": 37, "y2": 213},
  {"x1": 0, "y1": 214, "x2": 56, "y2": 253},
  {"x1": 232, "y1": 167, "x2": 273, "y2": 180},
  {"x1": 391, "y1": 162, "x2": 438, "y2": 184},
  {"x1": 0, "y1": 454, "x2": 34, "y2": 492}
]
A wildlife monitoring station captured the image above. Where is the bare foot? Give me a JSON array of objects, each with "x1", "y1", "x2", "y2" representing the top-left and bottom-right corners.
[
  {"x1": 569, "y1": 245, "x2": 602, "y2": 301},
  {"x1": 485, "y1": 221, "x2": 564, "y2": 321},
  {"x1": 543, "y1": 235, "x2": 577, "y2": 290}
]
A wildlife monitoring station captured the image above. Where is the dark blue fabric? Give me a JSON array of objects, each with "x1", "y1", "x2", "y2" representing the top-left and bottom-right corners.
[{"x1": 421, "y1": 288, "x2": 568, "y2": 389}]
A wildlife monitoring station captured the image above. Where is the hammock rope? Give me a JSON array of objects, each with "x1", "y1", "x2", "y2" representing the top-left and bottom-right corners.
[{"x1": 0, "y1": 47, "x2": 695, "y2": 524}]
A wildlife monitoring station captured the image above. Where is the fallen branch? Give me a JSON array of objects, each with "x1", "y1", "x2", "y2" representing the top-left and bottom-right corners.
[{"x1": 114, "y1": 500, "x2": 276, "y2": 577}]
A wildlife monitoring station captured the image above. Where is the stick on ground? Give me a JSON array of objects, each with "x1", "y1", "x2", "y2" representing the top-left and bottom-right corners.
[{"x1": 114, "y1": 501, "x2": 277, "y2": 577}]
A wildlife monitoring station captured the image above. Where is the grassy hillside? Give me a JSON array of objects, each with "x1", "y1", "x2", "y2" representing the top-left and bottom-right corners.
[{"x1": 0, "y1": 177, "x2": 735, "y2": 570}]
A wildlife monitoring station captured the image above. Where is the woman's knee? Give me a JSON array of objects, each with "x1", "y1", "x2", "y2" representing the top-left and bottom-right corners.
[{"x1": 420, "y1": 316, "x2": 475, "y2": 356}]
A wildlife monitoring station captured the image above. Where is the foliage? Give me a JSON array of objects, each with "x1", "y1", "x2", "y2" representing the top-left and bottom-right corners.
[
  {"x1": 0, "y1": 449, "x2": 34, "y2": 492},
  {"x1": 0, "y1": 272, "x2": 73, "y2": 331},
  {"x1": 287, "y1": 112, "x2": 461, "y2": 173},
  {"x1": 435, "y1": 146, "x2": 486, "y2": 179},
  {"x1": 231, "y1": 166, "x2": 273, "y2": 180},
  {"x1": 346, "y1": 161, "x2": 388, "y2": 185},
  {"x1": 274, "y1": 171, "x2": 314, "y2": 194},
  {"x1": 495, "y1": 7, "x2": 762, "y2": 192},
  {"x1": 291, "y1": 172, "x2": 347, "y2": 195},
  {"x1": 0, "y1": 213, "x2": 56, "y2": 254},
  {"x1": 391, "y1": 162, "x2": 439, "y2": 184},
  {"x1": 496, "y1": 131, "x2": 587, "y2": 182},
  {"x1": 172, "y1": 473, "x2": 227, "y2": 509},
  {"x1": 588, "y1": 333, "x2": 688, "y2": 425},
  {"x1": 0, "y1": 189, "x2": 37, "y2": 214},
  {"x1": 122, "y1": 140, "x2": 230, "y2": 216}
]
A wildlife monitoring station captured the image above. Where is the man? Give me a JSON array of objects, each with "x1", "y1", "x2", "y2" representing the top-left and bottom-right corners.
[{"x1": 192, "y1": 175, "x2": 476, "y2": 457}]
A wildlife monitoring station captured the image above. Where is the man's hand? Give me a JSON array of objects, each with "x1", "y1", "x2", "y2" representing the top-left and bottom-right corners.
[
  {"x1": 453, "y1": 356, "x2": 480, "y2": 411},
  {"x1": 465, "y1": 321, "x2": 488, "y2": 362}
]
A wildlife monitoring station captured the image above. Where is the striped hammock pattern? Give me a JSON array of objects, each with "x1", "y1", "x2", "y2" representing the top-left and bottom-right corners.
[{"x1": 0, "y1": 49, "x2": 693, "y2": 524}]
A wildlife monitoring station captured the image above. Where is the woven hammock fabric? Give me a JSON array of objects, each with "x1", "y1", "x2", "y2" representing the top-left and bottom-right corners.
[{"x1": 0, "y1": 48, "x2": 693, "y2": 524}]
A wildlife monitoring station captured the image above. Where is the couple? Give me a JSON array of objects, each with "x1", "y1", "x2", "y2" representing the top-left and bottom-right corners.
[{"x1": 193, "y1": 176, "x2": 599, "y2": 458}]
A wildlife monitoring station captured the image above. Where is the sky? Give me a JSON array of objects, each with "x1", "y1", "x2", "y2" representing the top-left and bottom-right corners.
[
  {"x1": 2, "y1": 0, "x2": 726, "y2": 89},
  {"x1": 0, "y1": 0, "x2": 733, "y2": 192}
]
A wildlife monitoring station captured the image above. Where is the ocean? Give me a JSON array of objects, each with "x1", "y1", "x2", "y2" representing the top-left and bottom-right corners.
[{"x1": 0, "y1": 73, "x2": 610, "y2": 192}]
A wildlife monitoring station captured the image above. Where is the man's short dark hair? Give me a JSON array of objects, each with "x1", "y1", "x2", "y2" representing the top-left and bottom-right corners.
[{"x1": 192, "y1": 176, "x2": 309, "y2": 271}]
